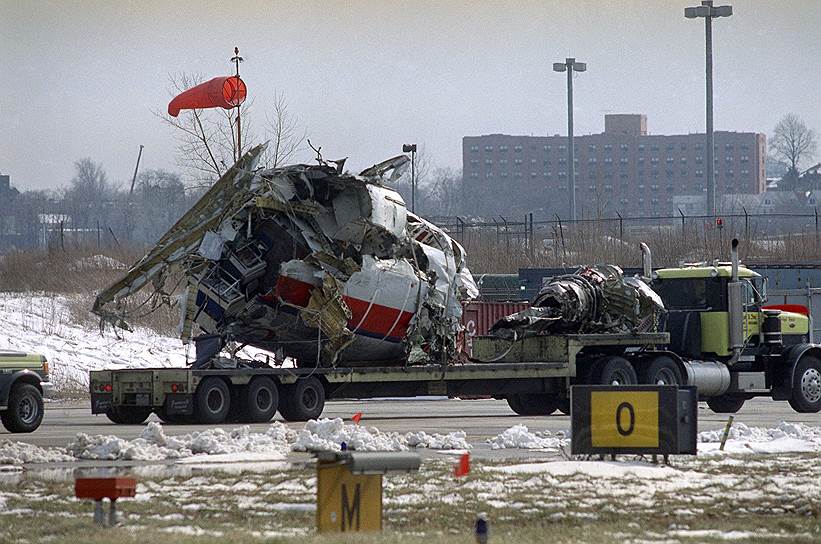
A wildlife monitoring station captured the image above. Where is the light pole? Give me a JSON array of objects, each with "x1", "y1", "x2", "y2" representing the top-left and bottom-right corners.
[
  {"x1": 403, "y1": 143, "x2": 417, "y2": 213},
  {"x1": 553, "y1": 58, "x2": 586, "y2": 222},
  {"x1": 685, "y1": 1, "x2": 732, "y2": 217}
]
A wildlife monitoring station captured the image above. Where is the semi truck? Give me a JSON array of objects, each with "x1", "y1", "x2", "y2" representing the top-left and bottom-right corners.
[{"x1": 90, "y1": 239, "x2": 821, "y2": 423}]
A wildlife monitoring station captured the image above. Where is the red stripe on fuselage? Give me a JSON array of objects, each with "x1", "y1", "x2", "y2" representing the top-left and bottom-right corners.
[{"x1": 275, "y1": 275, "x2": 414, "y2": 341}]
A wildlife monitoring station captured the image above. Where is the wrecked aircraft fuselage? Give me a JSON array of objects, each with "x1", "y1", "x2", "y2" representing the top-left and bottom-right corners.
[{"x1": 93, "y1": 145, "x2": 478, "y2": 367}]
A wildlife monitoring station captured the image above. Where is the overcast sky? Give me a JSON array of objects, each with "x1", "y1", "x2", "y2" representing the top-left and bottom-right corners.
[{"x1": 1, "y1": 0, "x2": 819, "y2": 191}]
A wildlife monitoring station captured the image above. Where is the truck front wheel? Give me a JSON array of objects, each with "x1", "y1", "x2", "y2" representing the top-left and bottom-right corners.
[
  {"x1": 638, "y1": 356, "x2": 683, "y2": 386},
  {"x1": 507, "y1": 394, "x2": 558, "y2": 416},
  {"x1": 279, "y1": 377, "x2": 325, "y2": 422},
  {"x1": 194, "y1": 378, "x2": 231, "y2": 424},
  {"x1": 1, "y1": 383, "x2": 44, "y2": 433},
  {"x1": 789, "y1": 356, "x2": 821, "y2": 413}
]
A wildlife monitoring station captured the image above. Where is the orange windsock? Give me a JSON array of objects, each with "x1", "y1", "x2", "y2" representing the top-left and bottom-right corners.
[
  {"x1": 167, "y1": 76, "x2": 247, "y2": 117},
  {"x1": 454, "y1": 452, "x2": 470, "y2": 477}
]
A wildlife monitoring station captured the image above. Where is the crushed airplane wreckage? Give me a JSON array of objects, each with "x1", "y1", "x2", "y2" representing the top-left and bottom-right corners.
[
  {"x1": 489, "y1": 265, "x2": 665, "y2": 339},
  {"x1": 92, "y1": 144, "x2": 478, "y2": 368}
]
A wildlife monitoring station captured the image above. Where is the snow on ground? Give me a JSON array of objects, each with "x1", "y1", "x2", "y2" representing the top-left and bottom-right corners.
[
  {"x1": 69, "y1": 255, "x2": 127, "y2": 272},
  {"x1": 698, "y1": 421, "x2": 821, "y2": 455},
  {"x1": 488, "y1": 460, "x2": 688, "y2": 479},
  {"x1": 293, "y1": 418, "x2": 471, "y2": 452},
  {"x1": 0, "y1": 293, "x2": 187, "y2": 389},
  {"x1": 488, "y1": 424, "x2": 567, "y2": 450}
]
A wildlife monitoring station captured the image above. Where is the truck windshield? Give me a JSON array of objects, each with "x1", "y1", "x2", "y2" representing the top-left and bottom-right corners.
[{"x1": 653, "y1": 278, "x2": 710, "y2": 310}]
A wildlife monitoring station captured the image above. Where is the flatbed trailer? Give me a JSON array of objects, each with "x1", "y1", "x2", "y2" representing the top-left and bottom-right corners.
[{"x1": 90, "y1": 332, "x2": 670, "y2": 424}]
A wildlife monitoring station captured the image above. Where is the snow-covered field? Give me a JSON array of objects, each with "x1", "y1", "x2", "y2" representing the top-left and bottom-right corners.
[{"x1": 0, "y1": 292, "x2": 187, "y2": 391}]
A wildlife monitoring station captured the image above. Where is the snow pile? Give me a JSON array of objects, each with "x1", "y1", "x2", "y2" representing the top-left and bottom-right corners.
[
  {"x1": 698, "y1": 421, "x2": 821, "y2": 454},
  {"x1": 488, "y1": 424, "x2": 567, "y2": 450},
  {"x1": 0, "y1": 440, "x2": 73, "y2": 464},
  {"x1": 489, "y1": 461, "x2": 685, "y2": 479},
  {"x1": 293, "y1": 418, "x2": 473, "y2": 452},
  {"x1": 405, "y1": 430, "x2": 470, "y2": 450},
  {"x1": 0, "y1": 293, "x2": 188, "y2": 390},
  {"x1": 70, "y1": 255, "x2": 127, "y2": 272},
  {"x1": 67, "y1": 422, "x2": 295, "y2": 461},
  {"x1": 293, "y1": 418, "x2": 407, "y2": 452}
]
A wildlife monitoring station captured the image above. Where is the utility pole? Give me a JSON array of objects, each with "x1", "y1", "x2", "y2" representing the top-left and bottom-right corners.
[
  {"x1": 553, "y1": 58, "x2": 586, "y2": 222},
  {"x1": 685, "y1": 1, "x2": 732, "y2": 217}
]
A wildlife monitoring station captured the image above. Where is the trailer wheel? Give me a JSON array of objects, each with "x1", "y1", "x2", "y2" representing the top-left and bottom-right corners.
[
  {"x1": 279, "y1": 377, "x2": 325, "y2": 422},
  {"x1": 194, "y1": 377, "x2": 231, "y2": 424},
  {"x1": 706, "y1": 395, "x2": 745, "y2": 413},
  {"x1": 506, "y1": 394, "x2": 557, "y2": 416},
  {"x1": 241, "y1": 377, "x2": 279, "y2": 423},
  {"x1": 105, "y1": 406, "x2": 151, "y2": 425},
  {"x1": 788, "y1": 355, "x2": 821, "y2": 413},
  {"x1": 593, "y1": 356, "x2": 637, "y2": 386},
  {"x1": 638, "y1": 356, "x2": 683, "y2": 386},
  {"x1": 1, "y1": 383, "x2": 44, "y2": 433}
]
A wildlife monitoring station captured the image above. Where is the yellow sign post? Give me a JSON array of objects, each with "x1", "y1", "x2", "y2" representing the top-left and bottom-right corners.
[
  {"x1": 571, "y1": 385, "x2": 697, "y2": 456},
  {"x1": 314, "y1": 451, "x2": 421, "y2": 533}
]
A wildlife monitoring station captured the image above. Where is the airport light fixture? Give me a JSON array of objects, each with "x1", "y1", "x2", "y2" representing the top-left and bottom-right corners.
[
  {"x1": 685, "y1": 1, "x2": 732, "y2": 217},
  {"x1": 553, "y1": 58, "x2": 586, "y2": 222}
]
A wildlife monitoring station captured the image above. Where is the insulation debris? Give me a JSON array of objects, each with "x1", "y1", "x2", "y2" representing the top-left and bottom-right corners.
[
  {"x1": 490, "y1": 265, "x2": 664, "y2": 338},
  {"x1": 93, "y1": 145, "x2": 477, "y2": 367}
]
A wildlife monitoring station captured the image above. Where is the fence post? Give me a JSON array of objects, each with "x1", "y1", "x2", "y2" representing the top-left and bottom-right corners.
[
  {"x1": 743, "y1": 206, "x2": 749, "y2": 244},
  {"x1": 678, "y1": 208, "x2": 685, "y2": 243},
  {"x1": 616, "y1": 211, "x2": 624, "y2": 241},
  {"x1": 529, "y1": 212, "x2": 535, "y2": 260},
  {"x1": 59, "y1": 221, "x2": 65, "y2": 252},
  {"x1": 555, "y1": 214, "x2": 567, "y2": 263}
]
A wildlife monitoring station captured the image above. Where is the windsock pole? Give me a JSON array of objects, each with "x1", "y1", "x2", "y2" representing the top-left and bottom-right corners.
[{"x1": 231, "y1": 47, "x2": 244, "y2": 162}]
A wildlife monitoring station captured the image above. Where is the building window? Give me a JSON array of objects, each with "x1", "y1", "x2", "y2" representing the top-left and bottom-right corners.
[
  {"x1": 544, "y1": 145, "x2": 551, "y2": 151},
  {"x1": 589, "y1": 157, "x2": 597, "y2": 163},
  {"x1": 638, "y1": 144, "x2": 646, "y2": 152},
  {"x1": 680, "y1": 144, "x2": 687, "y2": 151},
  {"x1": 725, "y1": 143, "x2": 734, "y2": 150},
  {"x1": 666, "y1": 144, "x2": 674, "y2": 151},
  {"x1": 514, "y1": 172, "x2": 523, "y2": 177},
  {"x1": 666, "y1": 157, "x2": 674, "y2": 163},
  {"x1": 558, "y1": 145, "x2": 567, "y2": 151},
  {"x1": 695, "y1": 143, "x2": 703, "y2": 150},
  {"x1": 470, "y1": 145, "x2": 479, "y2": 152},
  {"x1": 514, "y1": 158, "x2": 523, "y2": 165},
  {"x1": 696, "y1": 156, "x2": 703, "y2": 163},
  {"x1": 470, "y1": 159, "x2": 478, "y2": 165},
  {"x1": 470, "y1": 172, "x2": 479, "y2": 178},
  {"x1": 544, "y1": 171, "x2": 551, "y2": 177},
  {"x1": 681, "y1": 169, "x2": 688, "y2": 177},
  {"x1": 680, "y1": 157, "x2": 687, "y2": 164},
  {"x1": 651, "y1": 157, "x2": 659, "y2": 163},
  {"x1": 696, "y1": 170, "x2": 704, "y2": 177},
  {"x1": 500, "y1": 172, "x2": 508, "y2": 178},
  {"x1": 604, "y1": 157, "x2": 613, "y2": 163},
  {"x1": 651, "y1": 144, "x2": 660, "y2": 152},
  {"x1": 637, "y1": 157, "x2": 645, "y2": 164},
  {"x1": 619, "y1": 157, "x2": 628, "y2": 164},
  {"x1": 530, "y1": 171, "x2": 538, "y2": 178},
  {"x1": 485, "y1": 145, "x2": 493, "y2": 152},
  {"x1": 514, "y1": 145, "x2": 523, "y2": 152},
  {"x1": 499, "y1": 145, "x2": 509, "y2": 152},
  {"x1": 604, "y1": 144, "x2": 613, "y2": 151},
  {"x1": 531, "y1": 159, "x2": 537, "y2": 165},
  {"x1": 588, "y1": 144, "x2": 597, "y2": 151},
  {"x1": 486, "y1": 172, "x2": 494, "y2": 178},
  {"x1": 620, "y1": 172, "x2": 629, "y2": 179},
  {"x1": 559, "y1": 171, "x2": 567, "y2": 178},
  {"x1": 741, "y1": 143, "x2": 750, "y2": 151},
  {"x1": 740, "y1": 155, "x2": 749, "y2": 163}
]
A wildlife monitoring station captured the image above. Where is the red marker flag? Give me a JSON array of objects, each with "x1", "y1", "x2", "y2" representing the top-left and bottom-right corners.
[
  {"x1": 454, "y1": 452, "x2": 470, "y2": 477},
  {"x1": 351, "y1": 412, "x2": 363, "y2": 424},
  {"x1": 167, "y1": 76, "x2": 247, "y2": 117}
]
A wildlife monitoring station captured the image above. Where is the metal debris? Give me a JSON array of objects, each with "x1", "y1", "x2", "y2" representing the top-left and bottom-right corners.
[
  {"x1": 489, "y1": 265, "x2": 665, "y2": 339},
  {"x1": 93, "y1": 145, "x2": 477, "y2": 367}
]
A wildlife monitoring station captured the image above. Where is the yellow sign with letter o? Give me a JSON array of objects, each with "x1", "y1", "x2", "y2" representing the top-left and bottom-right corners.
[{"x1": 590, "y1": 391, "x2": 659, "y2": 448}]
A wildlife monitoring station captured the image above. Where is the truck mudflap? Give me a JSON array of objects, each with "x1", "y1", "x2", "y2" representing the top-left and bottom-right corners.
[
  {"x1": 164, "y1": 394, "x2": 193, "y2": 415},
  {"x1": 91, "y1": 393, "x2": 113, "y2": 414}
]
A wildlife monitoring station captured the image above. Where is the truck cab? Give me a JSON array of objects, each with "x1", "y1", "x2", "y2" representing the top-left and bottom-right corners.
[{"x1": 0, "y1": 351, "x2": 52, "y2": 432}]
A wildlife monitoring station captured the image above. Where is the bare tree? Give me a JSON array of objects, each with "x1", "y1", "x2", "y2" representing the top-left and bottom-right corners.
[
  {"x1": 260, "y1": 91, "x2": 306, "y2": 169},
  {"x1": 770, "y1": 114, "x2": 817, "y2": 186}
]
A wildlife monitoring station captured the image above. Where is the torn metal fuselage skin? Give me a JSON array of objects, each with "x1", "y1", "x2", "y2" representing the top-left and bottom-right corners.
[
  {"x1": 93, "y1": 145, "x2": 478, "y2": 368},
  {"x1": 489, "y1": 265, "x2": 665, "y2": 339}
]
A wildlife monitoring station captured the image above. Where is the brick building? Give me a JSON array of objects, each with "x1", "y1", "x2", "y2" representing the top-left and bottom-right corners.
[{"x1": 462, "y1": 114, "x2": 766, "y2": 219}]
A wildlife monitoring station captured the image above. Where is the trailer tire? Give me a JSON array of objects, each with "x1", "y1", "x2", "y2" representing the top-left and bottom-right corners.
[
  {"x1": 507, "y1": 394, "x2": 557, "y2": 416},
  {"x1": 593, "y1": 356, "x2": 637, "y2": 386},
  {"x1": 105, "y1": 406, "x2": 151, "y2": 425},
  {"x1": 1, "y1": 383, "x2": 44, "y2": 433},
  {"x1": 155, "y1": 407, "x2": 192, "y2": 424},
  {"x1": 242, "y1": 377, "x2": 279, "y2": 423},
  {"x1": 638, "y1": 356, "x2": 683, "y2": 386},
  {"x1": 788, "y1": 355, "x2": 821, "y2": 413},
  {"x1": 194, "y1": 377, "x2": 231, "y2": 424},
  {"x1": 279, "y1": 377, "x2": 325, "y2": 422},
  {"x1": 706, "y1": 395, "x2": 745, "y2": 413}
]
